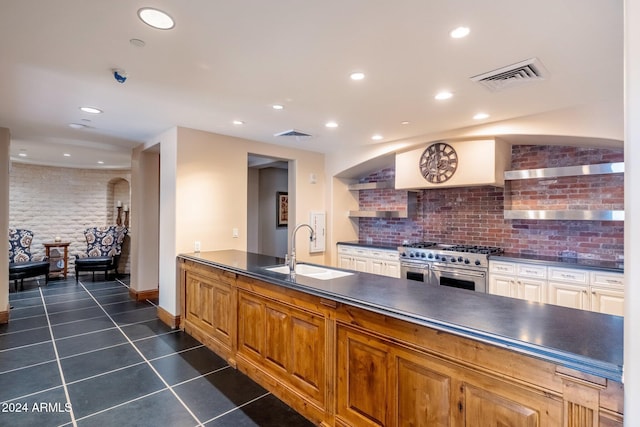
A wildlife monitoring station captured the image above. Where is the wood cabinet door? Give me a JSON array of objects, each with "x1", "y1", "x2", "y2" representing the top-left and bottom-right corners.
[
  {"x1": 590, "y1": 286, "x2": 624, "y2": 316},
  {"x1": 337, "y1": 326, "x2": 391, "y2": 426},
  {"x1": 385, "y1": 261, "x2": 401, "y2": 278},
  {"x1": 489, "y1": 274, "x2": 515, "y2": 298},
  {"x1": 370, "y1": 258, "x2": 385, "y2": 276},
  {"x1": 210, "y1": 280, "x2": 233, "y2": 345},
  {"x1": 395, "y1": 354, "x2": 452, "y2": 426},
  {"x1": 184, "y1": 271, "x2": 216, "y2": 334},
  {"x1": 238, "y1": 290, "x2": 326, "y2": 405},
  {"x1": 353, "y1": 256, "x2": 370, "y2": 273},
  {"x1": 518, "y1": 278, "x2": 547, "y2": 303},
  {"x1": 338, "y1": 254, "x2": 353, "y2": 270},
  {"x1": 548, "y1": 282, "x2": 588, "y2": 310},
  {"x1": 462, "y1": 384, "x2": 539, "y2": 427},
  {"x1": 238, "y1": 292, "x2": 265, "y2": 360}
]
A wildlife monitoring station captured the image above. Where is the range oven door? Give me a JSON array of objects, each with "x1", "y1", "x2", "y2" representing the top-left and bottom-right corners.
[
  {"x1": 432, "y1": 265, "x2": 487, "y2": 292},
  {"x1": 400, "y1": 261, "x2": 430, "y2": 283}
]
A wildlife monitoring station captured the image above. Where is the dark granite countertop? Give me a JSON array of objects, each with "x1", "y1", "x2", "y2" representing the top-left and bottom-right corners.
[
  {"x1": 337, "y1": 240, "x2": 400, "y2": 251},
  {"x1": 179, "y1": 250, "x2": 623, "y2": 382},
  {"x1": 337, "y1": 241, "x2": 624, "y2": 274},
  {"x1": 492, "y1": 253, "x2": 624, "y2": 273}
]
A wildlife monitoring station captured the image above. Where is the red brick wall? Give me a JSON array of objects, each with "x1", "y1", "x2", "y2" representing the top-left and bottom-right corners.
[{"x1": 357, "y1": 145, "x2": 624, "y2": 261}]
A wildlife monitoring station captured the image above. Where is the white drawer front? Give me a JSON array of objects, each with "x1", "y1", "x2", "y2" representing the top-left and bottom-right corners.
[
  {"x1": 337, "y1": 245, "x2": 355, "y2": 255},
  {"x1": 548, "y1": 267, "x2": 589, "y2": 285},
  {"x1": 490, "y1": 261, "x2": 516, "y2": 275},
  {"x1": 591, "y1": 271, "x2": 624, "y2": 288},
  {"x1": 517, "y1": 264, "x2": 547, "y2": 279}
]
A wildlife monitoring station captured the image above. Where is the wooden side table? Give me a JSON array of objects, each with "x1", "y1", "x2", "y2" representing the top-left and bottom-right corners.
[{"x1": 43, "y1": 242, "x2": 70, "y2": 279}]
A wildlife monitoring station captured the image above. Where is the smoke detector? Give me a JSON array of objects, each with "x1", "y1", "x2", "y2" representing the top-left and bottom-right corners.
[{"x1": 471, "y1": 58, "x2": 549, "y2": 92}]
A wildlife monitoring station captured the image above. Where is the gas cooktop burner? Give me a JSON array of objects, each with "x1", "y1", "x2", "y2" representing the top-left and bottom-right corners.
[
  {"x1": 440, "y1": 245, "x2": 503, "y2": 255},
  {"x1": 403, "y1": 242, "x2": 437, "y2": 248}
]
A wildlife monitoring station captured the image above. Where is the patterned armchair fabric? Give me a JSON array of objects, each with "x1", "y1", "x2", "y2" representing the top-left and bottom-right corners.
[
  {"x1": 80, "y1": 226, "x2": 128, "y2": 258},
  {"x1": 8, "y1": 228, "x2": 49, "y2": 291},
  {"x1": 9, "y1": 228, "x2": 35, "y2": 263},
  {"x1": 75, "y1": 226, "x2": 127, "y2": 282}
]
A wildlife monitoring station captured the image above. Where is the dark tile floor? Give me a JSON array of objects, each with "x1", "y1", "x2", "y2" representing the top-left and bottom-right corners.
[{"x1": 1, "y1": 276, "x2": 315, "y2": 427}]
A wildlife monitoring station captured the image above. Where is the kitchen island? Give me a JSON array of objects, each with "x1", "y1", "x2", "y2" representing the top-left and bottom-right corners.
[{"x1": 178, "y1": 250, "x2": 623, "y2": 426}]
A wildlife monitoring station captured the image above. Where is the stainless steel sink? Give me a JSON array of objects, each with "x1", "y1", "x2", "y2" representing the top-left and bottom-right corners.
[{"x1": 264, "y1": 263, "x2": 353, "y2": 280}]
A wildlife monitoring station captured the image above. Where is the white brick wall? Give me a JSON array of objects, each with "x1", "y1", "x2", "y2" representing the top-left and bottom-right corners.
[{"x1": 9, "y1": 163, "x2": 132, "y2": 274}]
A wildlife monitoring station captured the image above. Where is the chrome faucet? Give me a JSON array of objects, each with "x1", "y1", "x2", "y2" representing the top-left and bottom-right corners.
[{"x1": 289, "y1": 223, "x2": 316, "y2": 273}]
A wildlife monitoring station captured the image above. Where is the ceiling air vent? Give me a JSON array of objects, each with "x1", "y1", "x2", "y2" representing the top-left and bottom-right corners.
[
  {"x1": 471, "y1": 58, "x2": 549, "y2": 92},
  {"x1": 274, "y1": 129, "x2": 313, "y2": 141}
]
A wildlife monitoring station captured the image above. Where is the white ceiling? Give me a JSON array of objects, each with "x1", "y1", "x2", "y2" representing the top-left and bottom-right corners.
[{"x1": 0, "y1": 0, "x2": 623, "y2": 169}]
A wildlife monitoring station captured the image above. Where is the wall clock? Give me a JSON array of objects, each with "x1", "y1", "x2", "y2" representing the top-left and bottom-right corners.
[{"x1": 419, "y1": 142, "x2": 458, "y2": 183}]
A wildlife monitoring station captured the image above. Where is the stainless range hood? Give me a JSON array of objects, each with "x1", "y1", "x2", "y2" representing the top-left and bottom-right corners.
[{"x1": 395, "y1": 139, "x2": 512, "y2": 190}]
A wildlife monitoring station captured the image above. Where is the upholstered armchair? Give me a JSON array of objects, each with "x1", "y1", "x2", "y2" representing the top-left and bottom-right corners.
[
  {"x1": 75, "y1": 226, "x2": 128, "y2": 282},
  {"x1": 8, "y1": 228, "x2": 49, "y2": 292}
]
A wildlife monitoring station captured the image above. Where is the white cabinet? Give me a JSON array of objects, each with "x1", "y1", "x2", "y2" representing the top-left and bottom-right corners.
[
  {"x1": 337, "y1": 244, "x2": 400, "y2": 278},
  {"x1": 589, "y1": 271, "x2": 625, "y2": 316},
  {"x1": 490, "y1": 260, "x2": 624, "y2": 316},
  {"x1": 546, "y1": 266, "x2": 625, "y2": 315},
  {"x1": 547, "y1": 281, "x2": 589, "y2": 310},
  {"x1": 489, "y1": 260, "x2": 546, "y2": 303},
  {"x1": 547, "y1": 267, "x2": 590, "y2": 310}
]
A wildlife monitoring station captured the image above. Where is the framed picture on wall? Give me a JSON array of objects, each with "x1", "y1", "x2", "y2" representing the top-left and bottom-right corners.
[{"x1": 277, "y1": 192, "x2": 288, "y2": 227}]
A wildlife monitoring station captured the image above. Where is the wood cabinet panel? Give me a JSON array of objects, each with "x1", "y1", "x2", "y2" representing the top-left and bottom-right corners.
[
  {"x1": 396, "y1": 357, "x2": 451, "y2": 427},
  {"x1": 265, "y1": 305, "x2": 288, "y2": 370},
  {"x1": 464, "y1": 384, "x2": 539, "y2": 426},
  {"x1": 337, "y1": 327, "x2": 389, "y2": 426},
  {"x1": 237, "y1": 289, "x2": 326, "y2": 406},
  {"x1": 238, "y1": 293, "x2": 264, "y2": 358},
  {"x1": 291, "y1": 315, "x2": 323, "y2": 389}
]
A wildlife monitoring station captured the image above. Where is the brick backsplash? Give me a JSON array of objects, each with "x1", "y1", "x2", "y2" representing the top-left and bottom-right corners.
[
  {"x1": 357, "y1": 145, "x2": 624, "y2": 261},
  {"x1": 9, "y1": 163, "x2": 132, "y2": 273}
]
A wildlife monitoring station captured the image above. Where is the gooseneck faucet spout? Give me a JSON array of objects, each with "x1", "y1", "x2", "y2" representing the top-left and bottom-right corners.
[{"x1": 289, "y1": 223, "x2": 316, "y2": 273}]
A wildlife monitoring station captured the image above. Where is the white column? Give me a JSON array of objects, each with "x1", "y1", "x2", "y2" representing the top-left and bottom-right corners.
[
  {"x1": 624, "y1": 1, "x2": 640, "y2": 425},
  {"x1": 0, "y1": 128, "x2": 10, "y2": 316}
]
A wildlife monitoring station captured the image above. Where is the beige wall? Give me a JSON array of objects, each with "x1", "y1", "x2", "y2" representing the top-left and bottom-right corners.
[
  {"x1": 130, "y1": 145, "x2": 159, "y2": 293},
  {"x1": 151, "y1": 126, "x2": 326, "y2": 317}
]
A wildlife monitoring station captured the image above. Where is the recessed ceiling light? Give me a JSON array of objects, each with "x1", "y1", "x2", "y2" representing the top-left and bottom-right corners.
[
  {"x1": 137, "y1": 8, "x2": 175, "y2": 30},
  {"x1": 350, "y1": 72, "x2": 365, "y2": 81},
  {"x1": 371, "y1": 134, "x2": 383, "y2": 141},
  {"x1": 79, "y1": 106, "x2": 102, "y2": 114},
  {"x1": 473, "y1": 112, "x2": 490, "y2": 120},
  {"x1": 434, "y1": 91, "x2": 453, "y2": 100},
  {"x1": 68, "y1": 123, "x2": 88, "y2": 129},
  {"x1": 401, "y1": 121, "x2": 410, "y2": 125},
  {"x1": 18, "y1": 152, "x2": 27, "y2": 157},
  {"x1": 63, "y1": 153, "x2": 71, "y2": 157},
  {"x1": 97, "y1": 161, "x2": 105, "y2": 165},
  {"x1": 450, "y1": 26, "x2": 470, "y2": 39},
  {"x1": 233, "y1": 120, "x2": 245, "y2": 125},
  {"x1": 272, "y1": 104, "x2": 284, "y2": 110},
  {"x1": 325, "y1": 121, "x2": 338, "y2": 128}
]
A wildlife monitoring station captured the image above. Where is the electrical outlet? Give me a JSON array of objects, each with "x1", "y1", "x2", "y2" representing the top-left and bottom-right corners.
[
  {"x1": 194, "y1": 241, "x2": 201, "y2": 252},
  {"x1": 232, "y1": 228, "x2": 239, "y2": 238}
]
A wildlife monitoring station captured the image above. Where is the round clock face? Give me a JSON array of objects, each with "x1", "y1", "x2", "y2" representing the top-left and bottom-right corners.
[{"x1": 419, "y1": 143, "x2": 458, "y2": 183}]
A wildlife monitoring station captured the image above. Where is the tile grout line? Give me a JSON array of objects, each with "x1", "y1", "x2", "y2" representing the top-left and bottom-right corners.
[
  {"x1": 77, "y1": 281, "x2": 205, "y2": 427},
  {"x1": 202, "y1": 391, "x2": 272, "y2": 425},
  {"x1": 38, "y1": 287, "x2": 78, "y2": 427}
]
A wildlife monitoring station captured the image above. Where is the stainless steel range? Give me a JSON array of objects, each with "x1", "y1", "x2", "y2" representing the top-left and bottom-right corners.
[{"x1": 399, "y1": 243, "x2": 503, "y2": 292}]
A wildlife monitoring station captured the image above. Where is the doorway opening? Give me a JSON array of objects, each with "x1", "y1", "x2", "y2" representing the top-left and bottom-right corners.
[{"x1": 247, "y1": 154, "x2": 290, "y2": 257}]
